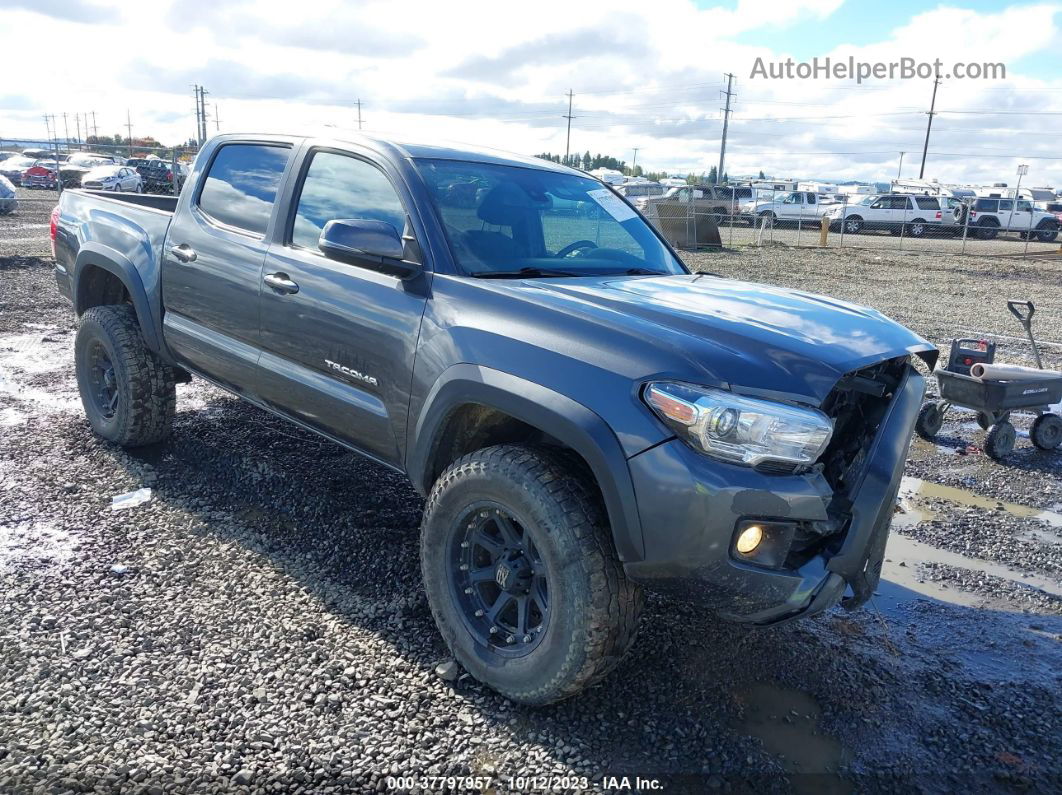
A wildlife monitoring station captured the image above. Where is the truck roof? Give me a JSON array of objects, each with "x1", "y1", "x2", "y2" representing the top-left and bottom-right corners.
[{"x1": 218, "y1": 130, "x2": 583, "y2": 176}]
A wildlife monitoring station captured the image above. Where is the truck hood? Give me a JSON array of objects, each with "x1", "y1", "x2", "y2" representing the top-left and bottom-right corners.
[{"x1": 529, "y1": 274, "x2": 936, "y2": 404}]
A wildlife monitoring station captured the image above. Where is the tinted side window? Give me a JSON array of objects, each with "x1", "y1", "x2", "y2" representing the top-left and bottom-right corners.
[
  {"x1": 975, "y1": 199, "x2": 996, "y2": 212},
  {"x1": 998, "y1": 199, "x2": 1013, "y2": 210},
  {"x1": 198, "y1": 144, "x2": 289, "y2": 235},
  {"x1": 915, "y1": 197, "x2": 940, "y2": 210},
  {"x1": 291, "y1": 152, "x2": 406, "y2": 250}
]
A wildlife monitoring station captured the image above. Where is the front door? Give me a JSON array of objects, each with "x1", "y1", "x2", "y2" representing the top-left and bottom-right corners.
[
  {"x1": 161, "y1": 141, "x2": 292, "y2": 393},
  {"x1": 257, "y1": 147, "x2": 430, "y2": 466}
]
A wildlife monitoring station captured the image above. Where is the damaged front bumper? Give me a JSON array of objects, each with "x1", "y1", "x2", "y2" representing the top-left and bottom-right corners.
[{"x1": 623, "y1": 363, "x2": 925, "y2": 625}]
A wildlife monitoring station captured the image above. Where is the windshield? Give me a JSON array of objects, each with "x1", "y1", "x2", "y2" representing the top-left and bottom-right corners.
[{"x1": 416, "y1": 159, "x2": 686, "y2": 277}]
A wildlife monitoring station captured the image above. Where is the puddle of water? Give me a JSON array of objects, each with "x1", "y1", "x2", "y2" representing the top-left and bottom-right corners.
[
  {"x1": 882, "y1": 534, "x2": 1062, "y2": 604},
  {"x1": 899, "y1": 476, "x2": 1062, "y2": 529},
  {"x1": 736, "y1": 683, "x2": 848, "y2": 794}
]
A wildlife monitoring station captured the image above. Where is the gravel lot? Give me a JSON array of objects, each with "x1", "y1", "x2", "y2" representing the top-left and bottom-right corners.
[{"x1": 1, "y1": 238, "x2": 1060, "y2": 792}]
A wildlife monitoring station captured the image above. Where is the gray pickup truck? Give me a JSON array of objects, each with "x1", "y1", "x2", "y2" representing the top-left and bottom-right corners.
[{"x1": 51, "y1": 132, "x2": 937, "y2": 704}]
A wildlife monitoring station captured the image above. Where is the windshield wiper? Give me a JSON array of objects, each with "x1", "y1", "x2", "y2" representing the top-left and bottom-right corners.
[
  {"x1": 621, "y1": 267, "x2": 668, "y2": 276},
  {"x1": 471, "y1": 267, "x2": 585, "y2": 279}
]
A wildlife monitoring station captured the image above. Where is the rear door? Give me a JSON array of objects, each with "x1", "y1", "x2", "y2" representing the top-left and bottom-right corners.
[
  {"x1": 161, "y1": 141, "x2": 293, "y2": 393},
  {"x1": 256, "y1": 145, "x2": 430, "y2": 466}
]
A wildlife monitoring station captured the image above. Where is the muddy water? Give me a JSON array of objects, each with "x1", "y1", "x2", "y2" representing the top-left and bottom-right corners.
[
  {"x1": 899, "y1": 475, "x2": 1062, "y2": 529},
  {"x1": 735, "y1": 683, "x2": 848, "y2": 794}
]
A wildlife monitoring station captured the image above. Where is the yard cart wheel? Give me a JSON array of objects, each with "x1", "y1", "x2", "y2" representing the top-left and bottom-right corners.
[
  {"x1": 976, "y1": 412, "x2": 994, "y2": 431},
  {"x1": 915, "y1": 401, "x2": 945, "y2": 440},
  {"x1": 1030, "y1": 414, "x2": 1062, "y2": 451},
  {"x1": 420, "y1": 444, "x2": 643, "y2": 705},
  {"x1": 984, "y1": 421, "x2": 1016, "y2": 460},
  {"x1": 75, "y1": 305, "x2": 176, "y2": 447}
]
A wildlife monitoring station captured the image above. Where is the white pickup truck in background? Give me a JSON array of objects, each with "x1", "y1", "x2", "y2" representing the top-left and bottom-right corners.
[{"x1": 742, "y1": 190, "x2": 834, "y2": 226}]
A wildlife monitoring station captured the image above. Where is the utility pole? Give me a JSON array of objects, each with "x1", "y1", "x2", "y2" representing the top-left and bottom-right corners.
[
  {"x1": 717, "y1": 72, "x2": 735, "y2": 186},
  {"x1": 74, "y1": 113, "x2": 82, "y2": 148},
  {"x1": 897, "y1": 151, "x2": 905, "y2": 179},
  {"x1": 356, "y1": 99, "x2": 362, "y2": 131},
  {"x1": 62, "y1": 112, "x2": 70, "y2": 147},
  {"x1": 192, "y1": 84, "x2": 201, "y2": 145},
  {"x1": 213, "y1": 103, "x2": 221, "y2": 131},
  {"x1": 563, "y1": 90, "x2": 575, "y2": 164},
  {"x1": 1006, "y1": 164, "x2": 1029, "y2": 236},
  {"x1": 631, "y1": 147, "x2": 639, "y2": 174},
  {"x1": 43, "y1": 114, "x2": 52, "y2": 142},
  {"x1": 199, "y1": 87, "x2": 210, "y2": 143},
  {"x1": 125, "y1": 110, "x2": 133, "y2": 158},
  {"x1": 918, "y1": 72, "x2": 940, "y2": 179},
  {"x1": 91, "y1": 111, "x2": 98, "y2": 140}
]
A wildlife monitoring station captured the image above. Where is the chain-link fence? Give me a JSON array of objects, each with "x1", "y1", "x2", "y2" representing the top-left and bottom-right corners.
[
  {"x1": 0, "y1": 138, "x2": 199, "y2": 257},
  {"x1": 641, "y1": 186, "x2": 1062, "y2": 259}
]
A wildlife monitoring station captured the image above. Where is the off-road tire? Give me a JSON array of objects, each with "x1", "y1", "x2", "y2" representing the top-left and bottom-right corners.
[
  {"x1": 1036, "y1": 224, "x2": 1058, "y2": 243},
  {"x1": 984, "y1": 421, "x2": 1016, "y2": 460},
  {"x1": 976, "y1": 219, "x2": 999, "y2": 240},
  {"x1": 915, "y1": 401, "x2": 944, "y2": 440},
  {"x1": 75, "y1": 304, "x2": 176, "y2": 447},
  {"x1": 421, "y1": 444, "x2": 643, "y2": 705},
  {"x1": 1030, "y1": 414, "x2": 1062, "y2": 451}
]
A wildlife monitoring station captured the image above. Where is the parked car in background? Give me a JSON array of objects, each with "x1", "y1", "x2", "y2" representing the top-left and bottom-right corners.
[
  {"x1": 21, "y1": 148, "x2": 52, "y2": 159},
  {"x1": 953, "y1": 197, "x2": 1059, "y2": 241},
  {"x1": 126, "y1": 158, "x2": 185, "y2": 192},
  {"x1": 0, "y1": 151, "x2": 20, "y2": 163},
  {"x1": 634, "y1": 185, "x2": 743, "y2": 222},
  {"x1": 823, "y1": 194, "x2": 941, "y2": 237},
  {"x1": 1045, "y1": 202, "x2": 1062, "y2": 224},
  {"x1": 0, "y1": 156, "x2": 38, "y2": 186},
  {"x1": 21, "y1": 161, "x2": 59, "y2": 189},
  {"x1": 60, "y1": 152, "x2": 118, "y2": 188},
  {"x1": 81, "y1": 165, "x2": 143, "y2": 192},
  {"x1": 0, "y1": 175, "x2": 17, "y2": 214}
]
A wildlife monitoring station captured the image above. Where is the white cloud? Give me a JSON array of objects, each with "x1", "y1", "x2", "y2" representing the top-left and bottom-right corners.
[{"x1": 0, "y1": 0, "x2": 1060, "y2": 187}]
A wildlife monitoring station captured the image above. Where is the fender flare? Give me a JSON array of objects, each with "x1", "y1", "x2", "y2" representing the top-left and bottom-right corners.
[
  {"x1": 409, "y1": 363, "x2": 646, "y2": 561},
  {"x1": 72, "y1": 242, "x2": 163, "y2": 354}
]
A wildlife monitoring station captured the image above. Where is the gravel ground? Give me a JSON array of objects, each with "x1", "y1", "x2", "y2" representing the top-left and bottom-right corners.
[{"x1": 1, "y1": 243, "x2": 1061, "y2": 793}]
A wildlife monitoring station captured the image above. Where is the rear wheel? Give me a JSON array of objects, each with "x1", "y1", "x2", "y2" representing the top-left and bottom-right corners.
[
  {"x1": 915, "y1": 401, "x2": 944, "y2": 440},
  {"x1": 421, "y1": 444, "x2": 643, "y2": 705},
  {"x1": 1030, "y1": 414, "x2": 1062, "y2": 451},
  {"x1": 984, "y1": 421, "x2": 1016, "y2": 460},
  {"x1": 74, "y1": 305, "x2": 175, "y2": 447},
  {"x1": 976, "y1": 220, "x2": 999, "y2": 240}
]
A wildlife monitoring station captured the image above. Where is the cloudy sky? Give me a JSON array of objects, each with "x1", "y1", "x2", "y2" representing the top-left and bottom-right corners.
[{"x1": 2, "y1": 0, "x2": 1060, "y2": 187}]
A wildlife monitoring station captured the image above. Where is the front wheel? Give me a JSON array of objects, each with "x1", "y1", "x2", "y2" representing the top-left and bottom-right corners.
[
  {"x1": 1037, "y1": 225, "x2": 1058, "y2": 243},
  {"x1": 421, "y1": 445, "x2": 643, "y2": 705},
  {"x1": 984, "y1": 421, "x2": 1016, "y2": 460},
  {"x1": 915, "y1": 401, "x2": 944, "y2": 440},
  {"x1": 907, "y1": 220, "x2": 927, "y2": 238},
  {"x1": 74, "y1": 305, "x2": 176, "y2": 447},
  {"x1": 843, "y1": 216, "x2": 863, "y2": 234}
]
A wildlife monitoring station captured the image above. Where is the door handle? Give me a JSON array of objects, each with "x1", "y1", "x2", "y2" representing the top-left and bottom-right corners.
[
  {"x1": 170, "y1": 244, "x2": 197, "y2": 263},
  {"x1": 264, "y1": 272, "x2": 299, "y2": 294}
]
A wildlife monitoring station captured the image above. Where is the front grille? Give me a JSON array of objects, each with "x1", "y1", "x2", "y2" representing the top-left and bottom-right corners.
[{"x1": 819, "y1": 356, "x2": 907, "y2": 497}]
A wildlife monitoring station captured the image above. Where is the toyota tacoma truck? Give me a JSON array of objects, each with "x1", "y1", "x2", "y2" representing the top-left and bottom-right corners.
[{"x1": 51, "y1": 132, "x2": 937, "y2": 704}]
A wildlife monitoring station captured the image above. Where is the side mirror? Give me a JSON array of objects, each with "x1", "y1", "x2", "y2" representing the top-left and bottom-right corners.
[{"x1": 319, "y1": 219, "x2": 422, "y2": 280}]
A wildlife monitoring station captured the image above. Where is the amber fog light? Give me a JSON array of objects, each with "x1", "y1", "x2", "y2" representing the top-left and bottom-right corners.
[
  {"x1": 732, "y1": 520, "x2": 798, "y2": 569},
  {"x1": 736, "y1": 524, "x2": 763, "y2": 553}
]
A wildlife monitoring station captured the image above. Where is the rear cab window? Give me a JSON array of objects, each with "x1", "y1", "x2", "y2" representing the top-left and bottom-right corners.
[{"x1": 197, "y1": 143, "x2": 290, "y2": 236}]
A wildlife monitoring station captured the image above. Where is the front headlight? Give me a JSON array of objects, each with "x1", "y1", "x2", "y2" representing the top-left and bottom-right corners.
[{"x1": 644, "y1": 382, "x2": 833, "y2": 468}]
